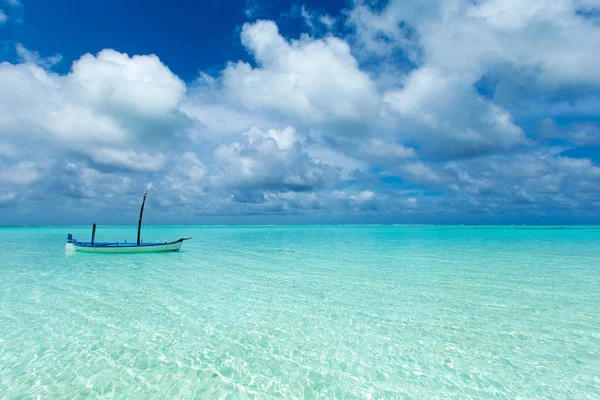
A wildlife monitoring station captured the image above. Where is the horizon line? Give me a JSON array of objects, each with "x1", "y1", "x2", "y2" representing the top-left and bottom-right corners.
[{"x1": 2, "y1": 223, "x2": 599, "y2": 228}]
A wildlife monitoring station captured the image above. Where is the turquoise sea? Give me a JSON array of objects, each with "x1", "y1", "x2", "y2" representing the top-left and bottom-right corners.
[{"x1": 0, "y1": 226, "x2": 599, "y2": 399}]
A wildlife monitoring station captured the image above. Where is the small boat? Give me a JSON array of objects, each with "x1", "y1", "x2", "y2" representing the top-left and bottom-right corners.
[{"x1": 66, "y1": 189, "x2": 191, "y2": 253}]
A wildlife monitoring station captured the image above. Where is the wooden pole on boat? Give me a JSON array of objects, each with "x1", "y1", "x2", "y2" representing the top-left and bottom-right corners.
[
  {"x1": 91, "y1": 223, "x2": 97, "y2": 245},
  {"x1": 137, "y1": 189, "x2": 148, "y2": 245}
]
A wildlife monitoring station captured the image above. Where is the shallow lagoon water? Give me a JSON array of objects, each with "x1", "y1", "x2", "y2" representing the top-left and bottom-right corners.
[{"x1": 1, "y1": 226, "x2": 599, "y2": 398}]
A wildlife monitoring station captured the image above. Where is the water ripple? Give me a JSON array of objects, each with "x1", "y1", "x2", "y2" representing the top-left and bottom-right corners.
[{"x1": 0, "y1": 226, "x2": 599, "y2": 398}]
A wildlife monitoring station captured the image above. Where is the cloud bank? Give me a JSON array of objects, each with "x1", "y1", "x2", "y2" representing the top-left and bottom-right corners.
[{"x1": 1, "y1": 0, "x2": 600, "y2": 224}]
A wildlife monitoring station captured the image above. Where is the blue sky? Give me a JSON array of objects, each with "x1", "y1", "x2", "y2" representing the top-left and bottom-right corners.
[
  {"x1": 1, "y1": 0, "x2": 600, "y2": 225},
  {"x1": 1, "y1": 0, "x2": 348, "y2": 79}
]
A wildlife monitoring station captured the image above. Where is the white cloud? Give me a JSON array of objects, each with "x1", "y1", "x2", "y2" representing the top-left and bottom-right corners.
[
  {"x1": 222, "y1": 20, "x2": 379, "y2": 123},
  {"x1": 69, "y1": 49, "x2": 186, "y2": 118},
  {"x1": 360, "y1": 138, "x2": 416, "y2": 163},
  {"x1": 319, "y1": 15, "x2": 335, "y2": 29},
  {"x1": 405, "y1": 197, "x2": 417, "y2": 207},
  {"x1": 245, "y1": 125, "x2": 298, "y2": 150},
  {"x1": 214, "y1": 125, "x2": 338, "y2": 193},
  {"x1": 296, "y1": 5, "x2": 335, "y2": 31},
  {"x1": 161, "y1": 152, "x2": 208, "y2": 201},
  {"x1": 1, "y1": 8, "x2": 600, "y2": 223},
  {"x1": 382, "y1": 67, "x2": 526, "y2": 158},
  {"x1": 0, "y1": 0, "x2": 23, "y2": 25},
  {"x1": 540, "y1": 119, "x2": 600, "y2": 147},
  {"x1": 398, "y1": 161, "x2": 447, "y2": 186},
  {"x1": 0, "y1": 161, "x2": 42, "y2": 185},
  {"x1": 50, "y1": 163, "x2": 135, "y2": 201},
  {"x1": 351, "y1": 0, "x2": 600, "y2": 89},
  {"x1": 306, "y1": 146, "x2": 368, "y2": 179},
  {"x1": 332, "y1": 190, "x2": 378, "y2": 211},
  {"x1": 177, "y1": 152, "x2": 207, "y2": 181},
  {"x1": 300, "y1": 5, "x2": 314, "y2": 30},
  {"x1": 15, "y1": 43, "x2": 62, "y2": 68},
  {"x1": 88, "y1": 149, "x2": 166, "y2": 172},
  {"x1": 396, "y1": 151, "x2": 600, "y2": 213},
  {"x1": 0, "y1": 48, "x2": 188, "y2": 172},
  {"x1": 348, "y1": 0, "x2": 600, "y2": 159}
]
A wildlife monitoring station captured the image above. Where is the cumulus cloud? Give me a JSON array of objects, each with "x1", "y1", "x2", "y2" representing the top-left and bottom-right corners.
[
  {"x1": 350, "y1": 0, "x2": 600, "y2": 159},
  {"x1": 0, "y1": 10, "x2": 7, "y2": 24},
  {"x1": 393, "y1": 150, "x2": 600, "y2": 216},
  {"x1": 222, "y1": 20, "x2": 379, "y2": 123},
  {"x1": 0, "y1": 48, "x2": 188, "y2": 173},
  {"x1": 382, "y1": 67, "x2": 526, "y2": 158},
  {"x1": 69, "y1": 50, "x2": 186, "y2": 119},
  {"x1": 213, "y1": 126, "x2": 338, "y2": 194},
  {"x1": 353, "y1": 0, "x2": 600, "y2": 98}
]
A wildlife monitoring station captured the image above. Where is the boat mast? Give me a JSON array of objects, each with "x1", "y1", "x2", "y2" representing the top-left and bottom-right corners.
[
  {"x1": 91, "y1": 223, "x2": 97, "y2": 245},
  {"x1": 137, "y1": 189, "x2": 148, "y2": 245}
]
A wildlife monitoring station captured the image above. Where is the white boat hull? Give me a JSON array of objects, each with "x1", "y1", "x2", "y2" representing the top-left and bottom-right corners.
[
  {"x1": 65, "y1": 241, "x2": 183, "y2": 253},
  {"x1": 66, "y1": 190, "x2": 191, "y2": 254}
]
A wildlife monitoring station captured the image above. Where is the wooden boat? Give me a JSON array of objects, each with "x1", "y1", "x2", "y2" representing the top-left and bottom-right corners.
[{"x1": 66, "y1": 189, "x2": 191, "y2": 253}]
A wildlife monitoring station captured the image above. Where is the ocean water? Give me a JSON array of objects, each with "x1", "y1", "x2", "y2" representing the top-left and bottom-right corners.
[{"x1": 0, "y1": 225, "x2": 599, "y2": 399}]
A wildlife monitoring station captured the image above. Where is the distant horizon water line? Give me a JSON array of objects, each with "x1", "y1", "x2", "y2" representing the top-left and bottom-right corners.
[{"x1": 2, "y1": 224, "x2": 600, "y2": 228}]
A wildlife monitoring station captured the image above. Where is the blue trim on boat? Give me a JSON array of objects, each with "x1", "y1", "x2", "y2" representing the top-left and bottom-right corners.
[{"x1": 67, "y1": 235, "x2": 191, "y2": 248}]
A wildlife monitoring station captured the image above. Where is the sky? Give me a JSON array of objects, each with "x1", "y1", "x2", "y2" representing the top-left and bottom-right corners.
[{"x1": 1, "y1": 0, "x2": 600, "y2": 225}]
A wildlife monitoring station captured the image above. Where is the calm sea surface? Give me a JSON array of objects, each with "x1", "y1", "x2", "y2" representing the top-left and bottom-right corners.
[{"x1": 0, "y1": 226, "x2": 599, "y2": 398}]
